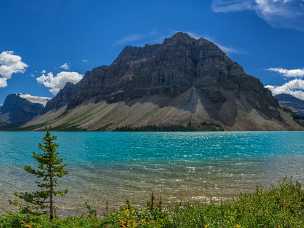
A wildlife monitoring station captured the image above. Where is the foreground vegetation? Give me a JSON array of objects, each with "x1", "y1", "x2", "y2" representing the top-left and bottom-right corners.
[
  {"x1": 1, "y1": 179, "x2": 304, "y2": 227},
  {"x1": 11, "y1": 130, "x2": 67, "y2": 221}
]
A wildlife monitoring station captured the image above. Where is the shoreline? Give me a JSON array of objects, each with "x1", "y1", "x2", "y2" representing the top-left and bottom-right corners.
[{"x1": 1, "y1": 179, "x2": 304, "y2": 227}]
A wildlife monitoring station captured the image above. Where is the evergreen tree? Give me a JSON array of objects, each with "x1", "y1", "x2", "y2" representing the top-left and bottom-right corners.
[{"x1": 15, "y1": 130, "x2": 68, "y2": 220}]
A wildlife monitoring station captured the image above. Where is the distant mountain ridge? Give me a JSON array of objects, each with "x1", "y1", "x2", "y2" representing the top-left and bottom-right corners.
[
  {"x1": 20, "y1": 32, "x2": 303, "y2": 130},
  {"x1": 0, "y1": 94, "x2": 48, "y2": 128},
  {"x1": 275, "y1": 94, "x2": 304, "y2": 117}
]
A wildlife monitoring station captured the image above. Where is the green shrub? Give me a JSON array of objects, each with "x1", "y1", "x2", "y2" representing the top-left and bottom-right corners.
[{"x1": 1, "y1": 179, "x2": 304, "y2": 227}]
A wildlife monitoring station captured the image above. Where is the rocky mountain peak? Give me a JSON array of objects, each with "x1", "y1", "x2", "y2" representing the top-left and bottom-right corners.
[
  {"x1": 0, "y1": 94, "x2": 45, "y2": 127},
  {"x1": 164, "y1": 32, "x2": 195, "y2": 44},
  {"x1": 46, "y1": 33, "x2": 276, "y2": 116},
  {"x1": 32, "y1": 32, "x2": 302, "y2": 131}
]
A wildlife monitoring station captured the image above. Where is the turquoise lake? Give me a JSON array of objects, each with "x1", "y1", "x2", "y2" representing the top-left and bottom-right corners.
[{"x1": 1, "y1": 131, "x2": 304, "y2": 215}]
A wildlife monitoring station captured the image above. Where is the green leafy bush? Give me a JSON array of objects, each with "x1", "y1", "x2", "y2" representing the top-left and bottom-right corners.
[{"x1": 1, "y1": 179, "x2": 304, "y2": 227}]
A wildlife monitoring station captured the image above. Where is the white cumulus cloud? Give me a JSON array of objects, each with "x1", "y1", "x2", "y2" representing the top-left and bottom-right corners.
[
  {"x1": 212, "y1": 0, "x2": 304, "y2": 31},
  {"x1": 0, "y1": 78, "x2": 7, "y2": 88},
  {"x1": 266, "y1": 66, "x2": 304, "y2": 100},
  {"x1": 267, "y1": 67, "x2": 304, "y2": 78},
  {"x1": 60, "y1": 63, "x2": 70, "y2": 70},
  {"x1": 266, "y1": 79, "x2": 304, "y2": 100},
  {"x1": 0, "y1": 51, "x2": 28, "y2": 88},
  {"x1": 36, "y1": 71, "x2": 83, "y2": 95}
]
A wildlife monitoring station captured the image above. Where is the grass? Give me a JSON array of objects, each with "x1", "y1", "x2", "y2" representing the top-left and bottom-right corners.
[{"x1": 1, "y1": 178, "x2": 304, "y2": 227}]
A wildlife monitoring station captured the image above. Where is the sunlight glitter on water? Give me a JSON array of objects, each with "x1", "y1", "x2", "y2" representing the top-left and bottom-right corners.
[{"x1": 1, "y1": 131, "x2": 304, "y2": 214}]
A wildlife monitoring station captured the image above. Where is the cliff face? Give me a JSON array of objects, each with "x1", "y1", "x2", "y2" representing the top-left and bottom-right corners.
[
  {"x1": 0, "y1": 94, "x2": 46, "y2": 128},
  {"x1": 26, "y1": 33, "x2": 302, "y2": 131}
]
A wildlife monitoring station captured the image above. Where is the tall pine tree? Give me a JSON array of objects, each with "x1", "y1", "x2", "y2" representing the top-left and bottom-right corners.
[{"x1": 16, "y1": 130, "x2": 68, "y2": 220}]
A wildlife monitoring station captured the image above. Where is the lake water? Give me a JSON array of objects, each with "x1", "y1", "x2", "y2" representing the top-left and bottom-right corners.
[{"x1": 0, "y1": 131, "x2": 304, "y2": 215}]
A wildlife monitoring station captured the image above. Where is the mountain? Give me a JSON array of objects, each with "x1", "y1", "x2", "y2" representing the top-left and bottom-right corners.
[
  {"x1": 275, "y1": 94, "x2": 304, "y2": 117},
  {"x1": 24, "y1": 32, "x2": 302, "y2": 131},
  {"x1": 0, "y1": 117, "x2": 6, "y2": 128},
  {"x1": 0, "y1": 94, "x2": 49, "y2": 128}
]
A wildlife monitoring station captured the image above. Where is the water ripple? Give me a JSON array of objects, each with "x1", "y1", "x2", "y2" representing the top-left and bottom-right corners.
[{"x1": 1, "y1": 131, "x2": 304, "y2": 214}]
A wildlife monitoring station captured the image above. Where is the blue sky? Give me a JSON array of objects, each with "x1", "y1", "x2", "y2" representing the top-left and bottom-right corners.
[{"x1": 0, "y1": 0, "x2": 304, "y2": 103}]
